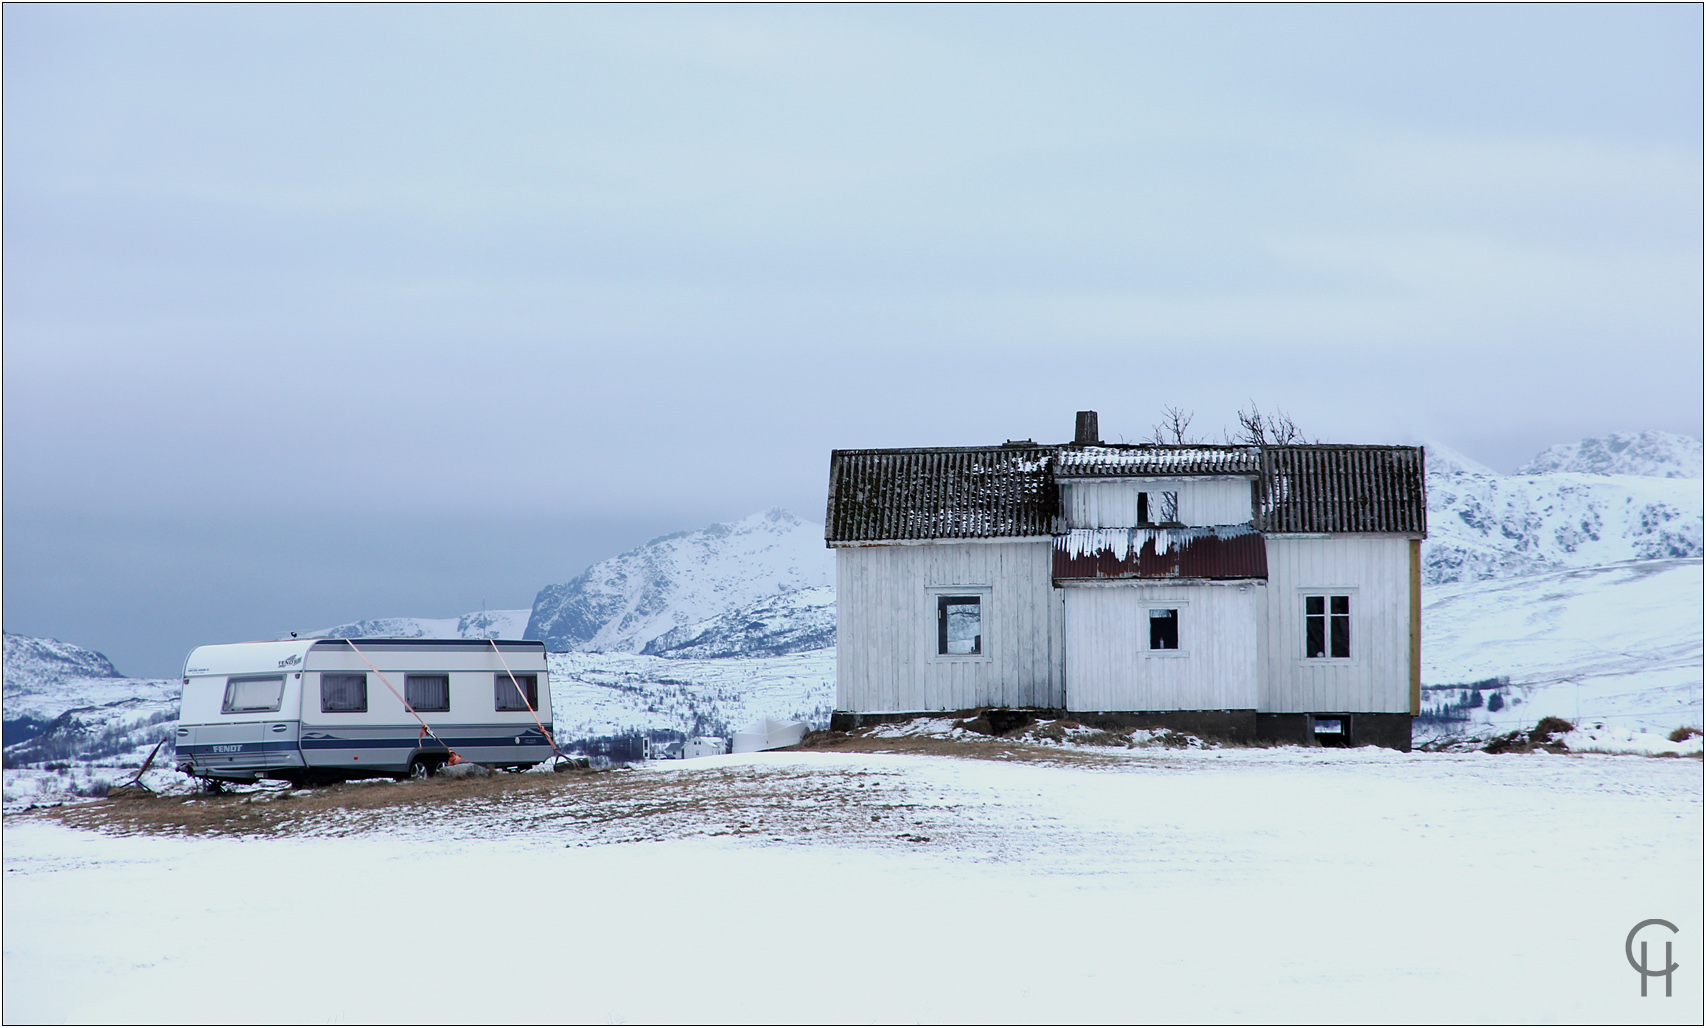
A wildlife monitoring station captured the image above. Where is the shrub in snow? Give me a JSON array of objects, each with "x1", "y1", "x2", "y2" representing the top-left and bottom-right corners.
[{"x1": 1484, "y1": 717, "x2": 1574, "y2": 755}]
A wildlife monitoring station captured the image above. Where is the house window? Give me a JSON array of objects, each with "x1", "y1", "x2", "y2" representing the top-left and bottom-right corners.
[
  {"x1": 494, "y1": 673, "x2": 539, "y2": 711},
  {"x1": 1149, "y1": 608, "x2": 1179, "y2": 650},
  {"x1": 222, "y1": 676, "x2": 284, "y2": 714},
  {"x1": 1305, "y1": 595, "x2": 1351, "y2": 658},
  {"x1": 937, "y1": 595, "x2": 982, "y2": 655},
  {"x1": 1138, "y1": 491, "x2": 1179, "y2": 525},
  {"x1": 405, "y1": 674, "x2": 451, "y2": 712},
  {"x1": 320, "y1": 673, "x2": 367, "y2": 713}
]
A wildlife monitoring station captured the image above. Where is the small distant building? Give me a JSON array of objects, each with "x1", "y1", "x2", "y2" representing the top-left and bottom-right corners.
[
  {"x1": 683, "y1": 736, "x2": 727, "y2": 758},
  {"x1": 824, "y1": 412, "x2": 1427, "y2": 749}
]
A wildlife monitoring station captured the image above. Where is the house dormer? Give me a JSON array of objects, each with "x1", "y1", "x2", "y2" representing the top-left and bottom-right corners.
[{"x1": 1054, "y1": 446, "x2": 1261, "y2": 529}]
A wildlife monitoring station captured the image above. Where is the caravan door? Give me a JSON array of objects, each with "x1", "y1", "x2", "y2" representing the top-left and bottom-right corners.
[{"x1": 190, "y1": 675, "x2": 286, "y2": 779}]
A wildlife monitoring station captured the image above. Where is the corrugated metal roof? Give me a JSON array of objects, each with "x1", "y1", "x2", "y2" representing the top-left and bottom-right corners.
[
  {"x1": 1053, "y1": 526, "x2": 1268, "y2": 581},
  {"x1": 1258, "y1": 446, "x2": 1427, "y2": 535},
  {"x1": 826, "y1": 447, "x2": 1058, "y2": 542},
  {"x1": 1054, "y1": 445, "x2": 1261, "y2": 478},
  {"x1": 826, "y1": 442, "x2": 1427, "y2": 543}
]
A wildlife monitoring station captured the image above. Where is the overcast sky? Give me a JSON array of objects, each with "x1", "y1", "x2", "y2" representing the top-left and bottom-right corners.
[{"x1": 4, "y1": 5, "x2": 1701, "y2": 677}]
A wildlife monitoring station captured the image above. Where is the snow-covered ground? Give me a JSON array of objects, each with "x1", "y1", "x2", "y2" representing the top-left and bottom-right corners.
[
  {"x1": 3, "y1": 746, "x2": 1699, "y2": 1023},
  {"x1": 1422, "y1": 558, "x2": 1703, "y2": 736}
]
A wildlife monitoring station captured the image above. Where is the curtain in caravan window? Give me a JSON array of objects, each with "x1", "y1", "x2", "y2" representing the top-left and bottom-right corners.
[
  {"x1": 494, "y1": 673, "x2": 538, "y2": 711},
  {"x1": 223, "y1": 676, "x2": 284, "y2": 714},
  {"x1": 320, "y1": 673, "x2": 367, "y2": 713},
  {"x1": 405, "y1": 674, "x2": 450, "y2": 712}
]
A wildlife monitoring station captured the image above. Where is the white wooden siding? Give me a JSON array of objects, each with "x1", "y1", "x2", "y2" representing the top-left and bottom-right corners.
[
  {"x1": 1062, "y1": 478, "x2": 1254, "y2": 528},
  {"x1": 836, "y1": 541, "x2": 1063, "y2": 711},
  {"x1": 1261, "y1": 536, "x2": 1411, "y2": 713},
  {"x1": 1063, "y1": 583, "x2": 1261, "y2": 711}
]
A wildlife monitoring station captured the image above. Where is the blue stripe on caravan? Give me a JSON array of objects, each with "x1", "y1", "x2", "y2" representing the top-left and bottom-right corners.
[
  {"x1": 297, "y1": 732, "x2": 551, "y2": 751},
  {"x1": 182, "y1": 728, "x2": 551, "y2": 756}
]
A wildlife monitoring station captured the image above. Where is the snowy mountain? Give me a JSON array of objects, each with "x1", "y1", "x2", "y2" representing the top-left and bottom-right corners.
[
  {"x1": 526, "y1": 509, "x2": 833, "y2": 654},
  {"x1": 1517, "y1": 430, "x2": 1703, "y2": 478},
  {"x1": 292, "y1": 609, "x2": 530, "y2": 641},
  {"x1": 1421, "y1": 437, "x2": 1702, "y2": 585},
  {"x1": 641, "y1": 586, "x2": 835, "y2": 659},
  {"x1": 1416, "y1": 434, "x2": 1703, "y2": 737},
  {"x1": 2, "y1": 632, "x2": 179, "y2": 767},
  {"x1": 4, "y1": 632, "x2": 125, "y2": 693}
]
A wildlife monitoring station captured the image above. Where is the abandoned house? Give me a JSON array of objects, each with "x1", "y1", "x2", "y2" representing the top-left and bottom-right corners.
[{"x1": 823, "y1": 412, "x2": 1427, "y2": 749}]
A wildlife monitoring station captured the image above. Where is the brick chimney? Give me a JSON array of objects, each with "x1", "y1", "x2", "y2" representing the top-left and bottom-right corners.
[{"x1": 1074, "y1": 410, "x2": 1100, "y2": 446}]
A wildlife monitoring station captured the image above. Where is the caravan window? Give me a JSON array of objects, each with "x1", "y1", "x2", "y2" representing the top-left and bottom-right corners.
[
  {"x1": 494, "y1": 673, "x2": 538, "y2": 711},
  {"x1": 405, "y1": 674, "x2": 450, "y2": 712},
  {"x1": 320, "y1": 673, "x2": 367, "y2": 713},
  {"x1": 222, "y1": 676, "x2": 284, "y2": 714}
]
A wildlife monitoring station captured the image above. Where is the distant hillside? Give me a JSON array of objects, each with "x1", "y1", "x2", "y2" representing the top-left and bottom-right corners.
[
  {"x1": 526, "y1": 509, "x2": 833, "y2": 655},
  {"x1": 2, "y1": 632, "x2": 179, "y2": 764}
]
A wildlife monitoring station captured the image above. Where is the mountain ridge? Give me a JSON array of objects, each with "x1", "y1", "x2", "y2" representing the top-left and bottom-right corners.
[
  {"x1": 525, "y1": 509, "x2": 833, "y2": 655},
  {"x1": 1420, "y1": 434, "x2": 1702, "y2": 585},
  {"x1": 1516, "y1": 430, "x2": 1702, "y2": 478}
]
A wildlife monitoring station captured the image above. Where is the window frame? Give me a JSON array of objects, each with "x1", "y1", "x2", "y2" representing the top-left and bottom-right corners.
[
  {"x1": 1140, "y1": 600, "x2": 1191, "y2": 658},
  {"x1": 925, "y1": 585, "x2": 993, "y2": 663},
  {"x1": 494, "y1": 672, "x2": 539, "y2": 712},
  {"x1": 222, "y1": 675, "x2": 285, "y2": 715},
  {"x1": 1299, "y1": 590, "x2": 1356, "y2": 662},
  {"x1": 319, "y1": 672, "x2": 369, "y2": 714},
  {"x1": 1137, "y1": 490, "x2": 1180, "y2": 526},
  {"x1": 404, "y1": 673, "x2": 452, "y2": 713}
]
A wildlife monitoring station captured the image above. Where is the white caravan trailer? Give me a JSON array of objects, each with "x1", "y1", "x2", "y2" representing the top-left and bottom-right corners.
[{"x1": 175, "y1": 638, "x2": 554, "y2": 785}]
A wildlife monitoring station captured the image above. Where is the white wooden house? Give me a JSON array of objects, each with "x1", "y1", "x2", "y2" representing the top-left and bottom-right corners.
[{"x1": 824, "y1": 412, "x2": 1427, "y2": 749}]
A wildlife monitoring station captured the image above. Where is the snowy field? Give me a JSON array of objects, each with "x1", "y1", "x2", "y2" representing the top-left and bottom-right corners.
[
  {"x1": 4, "y1": 746, "x2": 1700, "y2": 1024},
  {"x1": 1422, "y1": 558, "x2": 1703, "y2": 735}
]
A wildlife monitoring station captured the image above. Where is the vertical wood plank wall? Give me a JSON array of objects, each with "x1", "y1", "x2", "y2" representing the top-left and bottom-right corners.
[
  {"x1": 1409, "y1": 538, "x2": 1422, "y2": 716},
  {"x1": 1063, "y1": 478, "x2": 1255, "y2": 528},
  {"x1": 1063, "y1": 583, "x2": 1262, "y2": 711},
  {"x1": 1260, "y1": 536, "x2": 1412, "y2": 713},
  {"x1": 836, "y1": 541, "x2": 1063, "y2": 712}
]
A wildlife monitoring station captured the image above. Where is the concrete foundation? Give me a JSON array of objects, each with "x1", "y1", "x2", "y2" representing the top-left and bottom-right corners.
[{"x1": 830, "y1": 708, "x2": 1412, "y2": 751}]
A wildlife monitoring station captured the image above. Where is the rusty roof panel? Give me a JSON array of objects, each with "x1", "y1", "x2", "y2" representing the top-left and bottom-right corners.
[
  {"x1": 827, "y1": 447, "x2": 1059, "y2": 542},
  {"x1": 1054, "y1": 445, "x2": 1262, "y2": 478},
  {"x1": 1258, "y1": 446, "x2": 1427, "y2": 535},
  {"x1": 1053, "y1": 526, "x2": 1268, "y2": 581}
]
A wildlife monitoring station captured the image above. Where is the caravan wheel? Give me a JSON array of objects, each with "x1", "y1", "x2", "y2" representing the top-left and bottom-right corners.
[{"x1": 409, "y1": 757, "x2": 439, "y2": 780}]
